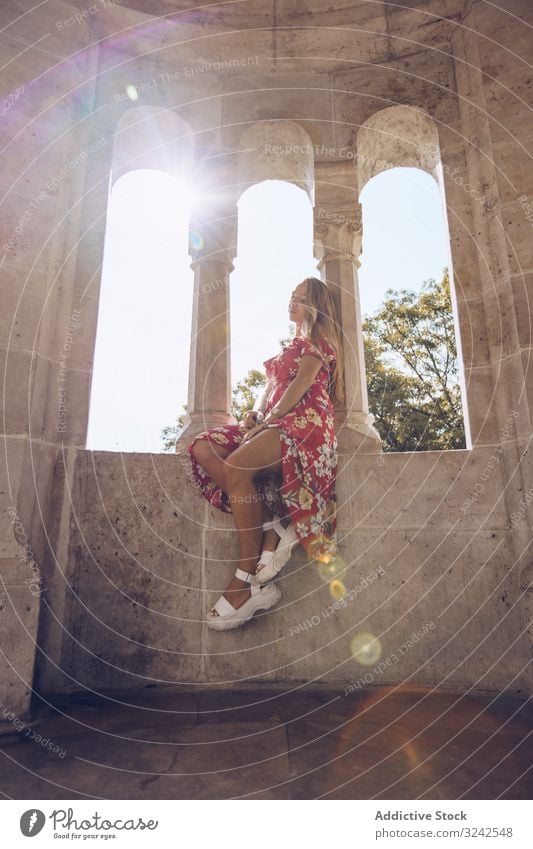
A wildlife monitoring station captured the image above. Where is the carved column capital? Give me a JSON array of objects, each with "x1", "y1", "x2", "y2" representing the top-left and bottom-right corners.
[{"x1": 313, "y1": 203, "x2": 362, "y2": 265}]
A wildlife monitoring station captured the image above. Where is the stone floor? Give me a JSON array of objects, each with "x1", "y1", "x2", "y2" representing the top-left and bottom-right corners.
[{"x1": 0, "y1": 684, "x2": 531, "y2": 799}]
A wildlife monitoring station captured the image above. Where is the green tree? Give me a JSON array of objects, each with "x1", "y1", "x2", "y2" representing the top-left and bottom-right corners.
[
  {"x1": 364, "y1": 268, "x2": 466, "y2": 451},
  {"x1": 161, "y1": 411, "x2": 187, "y2": 453},
  {"x1": 231, "y1": 369, "x2": 267, "y2": 421}
]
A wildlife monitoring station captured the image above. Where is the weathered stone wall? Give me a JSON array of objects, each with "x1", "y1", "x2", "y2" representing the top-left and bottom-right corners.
[
  {"x1": 1, "y1": 0, "x2": 531, "y2": 715},
  {"x1": 0, "y1": 0, "x2": 99, "y2": 718},
  {"x1": 34, "y1": 444, "x2": 528, "y2": 695}
]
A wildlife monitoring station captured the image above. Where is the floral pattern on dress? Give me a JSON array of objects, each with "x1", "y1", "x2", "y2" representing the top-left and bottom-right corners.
[{"x1": 187, "y1": 334, "x2": 338, "y2": 562}]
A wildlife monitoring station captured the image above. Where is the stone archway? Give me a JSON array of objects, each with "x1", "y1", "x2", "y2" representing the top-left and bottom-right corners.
[
  {"x1": 112, "y1": 107, "x2": 194, "y2": 187},
  {"x1": 357, "y1": 104, "x2": 441, "y2": 192},
  {"x1": 236, "y1": 120, "x2": 315, "y2": 202}
]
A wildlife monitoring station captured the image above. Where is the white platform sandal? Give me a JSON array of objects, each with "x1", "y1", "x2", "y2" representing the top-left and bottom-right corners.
[
  {"x1": 255, "y1": 517, "x2": 299, "y2": 585},
  {"x1": 253, "y1": 520, "x2": 278, "y2": 580},
  {"x1": 206, "y1": 566, "x2": 282, "y2": 630}
]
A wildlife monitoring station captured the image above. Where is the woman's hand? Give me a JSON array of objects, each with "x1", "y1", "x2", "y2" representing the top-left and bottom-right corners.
[
  {"x1": 243, "y1": 410, "x2": 261, "y2": 430},
  {"x1": 241, "y1": 422, "x2": 269, "y2": 444}
]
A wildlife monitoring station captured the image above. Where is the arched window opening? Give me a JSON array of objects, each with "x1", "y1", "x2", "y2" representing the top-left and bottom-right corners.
[
  {"x1": 86, "y1": 168, "x2": 193, "y2": 452},
  {"x1": 355, "y1": 104, "x2": 469, "y2": 452},
  {"x1": 359, "y1": 166, "x2": 467, "y2": 452},
  {"x1": 231, "y1": 179, "x2": 317, "y2": 392},
  {"x1": 87, "y1": 106, "x2": 194, "y2": 453}
]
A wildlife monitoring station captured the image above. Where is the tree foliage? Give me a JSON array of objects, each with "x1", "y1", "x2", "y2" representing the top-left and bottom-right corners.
[
  {"x1": 363, "y1": 268, "x2": 465, "y2": 451},
  {"x1": 231, "y1": 369, "x2": 267, "y2": 421}
]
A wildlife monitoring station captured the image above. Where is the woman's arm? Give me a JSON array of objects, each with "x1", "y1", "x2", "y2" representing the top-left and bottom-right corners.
[
  {"x1": 256, "y1": 377, "x2": 274, "y2": 415},
  {"x1": 241, "y1": 356, "x2": 323, "y2": 442},
  {"x1": 242, "y1": 377, "x2": 274, "y2": 428},
  {"x1": 264, "y1": 355, "x2": 322, "y2": 423}
]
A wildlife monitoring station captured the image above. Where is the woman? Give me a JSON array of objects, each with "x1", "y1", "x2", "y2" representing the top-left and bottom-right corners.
[{"x1": 188, "y1": 276, "x2": 345, "y2": 630}]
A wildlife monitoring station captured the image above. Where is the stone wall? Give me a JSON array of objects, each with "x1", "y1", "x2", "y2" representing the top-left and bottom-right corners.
[
  {"x1": 1, "y1": 0, "x2": 531, "y2": 717},
  {"x1": 33, "y1": 444, "x2": 530, "y2": 694}
]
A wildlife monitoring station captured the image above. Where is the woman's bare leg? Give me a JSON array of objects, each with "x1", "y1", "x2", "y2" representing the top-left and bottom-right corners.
[
  {"x1": 209, "y1": 428, "x2": 283, "y2": 616},
  {"x1": 193, "y1": 441, "x2": 279, "y2": 554},
  {"x1": 260, "y1": 501, "x2": 281, "y2": 554},
  {"x1": 190, "y1": 439, "x2": 231, "y2": 491}
]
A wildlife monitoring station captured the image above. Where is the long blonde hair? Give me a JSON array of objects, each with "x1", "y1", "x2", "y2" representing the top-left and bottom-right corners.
[{"x1": 299, "y1": 276, "x2": 345, "y2": 407}]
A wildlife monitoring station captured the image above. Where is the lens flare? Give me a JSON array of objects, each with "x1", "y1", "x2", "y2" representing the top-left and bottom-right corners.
[
  {"x1": 190, "y1": 230, "x2": 204, "y2": 251},
  {"x1": 329, "y1": 579, "x2": 346, "y2": 601},
  {"x1": 125, "y1": 84, "x2": 139, "y2": 101},
  {"x1": 316, "y1": 554, "x2": 344, "y2": 583},
  {"x1": 350, "y1": 632, "x2": 382, "y2": 666}
]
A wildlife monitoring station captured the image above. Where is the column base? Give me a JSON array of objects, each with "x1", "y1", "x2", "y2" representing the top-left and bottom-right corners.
[
  {"x1": 334, "y1": 411, "x2": 383, "y2": 454},
  {"x1": 175, "y1": 413, "x2": 237, "y2": 454}
]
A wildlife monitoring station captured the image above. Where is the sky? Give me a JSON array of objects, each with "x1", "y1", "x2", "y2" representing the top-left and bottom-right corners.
[{"x1": 86, "y1": 168, "x2": 452, "y2": 453}]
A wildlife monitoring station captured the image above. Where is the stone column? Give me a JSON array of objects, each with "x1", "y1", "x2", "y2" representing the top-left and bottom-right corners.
[
  {"x1": 314, "y1": 201, "x2": 382, "y2": 454},
  {"x1": 451, "y1": 17, "x2": 533, "y2": 690},
  {"x1": 175, "y1": 201, "x2": 238, "y2": 450}
]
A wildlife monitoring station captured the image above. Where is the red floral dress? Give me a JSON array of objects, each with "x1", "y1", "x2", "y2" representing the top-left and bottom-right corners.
[{"x1": 187, "y1": 335, "x2": 338, "y2": 562}]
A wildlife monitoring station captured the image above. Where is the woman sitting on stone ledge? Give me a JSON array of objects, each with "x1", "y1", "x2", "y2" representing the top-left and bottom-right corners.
[{"x1": 188, "y1": 276, "x2": 344, "y2": 630}]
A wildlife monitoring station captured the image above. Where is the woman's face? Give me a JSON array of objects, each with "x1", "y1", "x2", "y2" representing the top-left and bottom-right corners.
[{"x1": 288, "y1": 282, "x2": 308, "y2": 326}]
